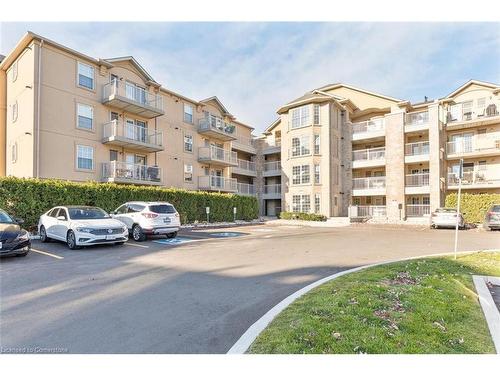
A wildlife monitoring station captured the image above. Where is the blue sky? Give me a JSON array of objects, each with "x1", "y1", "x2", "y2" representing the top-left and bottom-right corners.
[{"x1": 1, "y1": 22, "x2": 499, "y2": 132}]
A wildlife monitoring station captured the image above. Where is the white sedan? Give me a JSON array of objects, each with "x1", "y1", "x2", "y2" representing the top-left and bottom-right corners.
[{"x1": 38, "y1": 206, "x2": 129, "y2": 249}]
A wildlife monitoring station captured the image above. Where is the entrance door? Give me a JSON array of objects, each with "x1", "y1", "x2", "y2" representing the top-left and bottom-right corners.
[
  {"x1": 135, "y1": 155, "x2": 146, "y2": 180},
  {"x1": 451, "y1": 132, "x2": 473, "y2": 153},
  {"x1": 211, "y1": 169, "x2": 223, "y2": 188},
  {"x1": 125, "y1": 119, "x2": 135, "y2": 140},
  {"x1": 136, "y1": 120, "x2": 147, "y2": 143}
]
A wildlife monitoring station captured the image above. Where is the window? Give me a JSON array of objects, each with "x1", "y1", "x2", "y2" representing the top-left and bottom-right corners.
[
  {"x1": 315, "y1": 194, "x2": 321, "y2": 213},
  {"x1": 291, "y1": 138, "x2": 300, "y2": 157},
  {"x1": 115, "y1": 204, "x2": 128, "y2": 214},
  {"x1": 184, "y1": 104, "x2": 194, "y2": 123},
  {"x1": 77, "y1": 103, "x2": 93, "y2": 130},
  {"x1": 314, "y1": 134, "x2": 320, "y2": 154},
  {"x1": 292, "y1": 195, "x2": 311, "y2": 213},
  {"x1": 128, "y1": 204, "x2": 145, "y2": 213},
  {"x1": 422, "y1": 196, "x2": 430, "y2": 205},
  {"x1": 11, "y1": 142, "x2": 17, "y2": 163},
  {"x1": 76, "y1": 145, "x2": 93, "y2": 170},
  {"x1": 291, "y1": 136, "x2": 310, "y2": 157},
  {"x1": 12, "y1": 101, "x2": 18, "y2": 122},
  {"x1": 110, "y1": 150, "x2": 118, "y2": 162},
  {"x1": 11, "y1": 61, "x2": 18, "y2": 82},
  {"x1": 292, "y1": 166, "x2": 301, "y2": 184},
  {"x1": 77, "y1": 62, "x2": 94, "y2": 90},
  {"x1": 313, "y1": 104, "x2": 320, "y2": 125},
  {"x1": 478, "y1": 160, "x2": 487, "y2": 170},
  {"x1": 291, "y1": 105, "x2": 310, "y2": 129},
  {"x1": 184, "y1": 164, "x2": 193, "y2": 182},
  {"x1": 477, "y1": 98, "x2": 486, "y2": 116},
  {"x1": 184, "y1": 134, "x2": 193, "y2": 152},
  {"x1": 314, "y1": 164, "x2": 320, "y2": 184},
  {"x1": 301, "y1": 165, "x2": 310, "y2": 184}
]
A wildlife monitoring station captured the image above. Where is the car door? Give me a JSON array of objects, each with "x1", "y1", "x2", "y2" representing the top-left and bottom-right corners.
[
  {"x1": 54, "y1": 207, "x2": 69, "y2": 239},
  {"x1": 113, "y1": 204, "x2": 133, "y2": 229},
  {"x1": 43, "y1": 208, "x2": 59, "y2": 238}
]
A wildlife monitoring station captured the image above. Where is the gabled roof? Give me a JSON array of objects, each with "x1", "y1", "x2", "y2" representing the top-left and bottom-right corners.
[
  {"x1": 278, "y1": 91, "x2": 338, "y2": 114},
  {"x1": 441, "y1": 79, "x2": 500, "y2": 100},
  {"x1": 200, "y1": 96, "x2": 233, "y2": 117},
  {"x1": 264, "y1": 118, "x2": 281, "y2": 134},
  {"x1": 104, "y1": 56, "x2": 158, "y2": 85},
  {"x1": 317, "y1": 82, "x2": 402, "y2": 103}
]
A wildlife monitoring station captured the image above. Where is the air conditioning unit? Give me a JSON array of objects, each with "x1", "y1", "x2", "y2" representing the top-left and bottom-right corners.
[{"x1": 184, "y1": 164, "x2": 193, "y2": 173}]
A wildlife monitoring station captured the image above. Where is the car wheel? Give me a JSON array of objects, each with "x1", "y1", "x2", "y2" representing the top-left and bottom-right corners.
[
  {"x1": 66, "y1": 230, "x2": 79, "y2": 250},
  {"x1": 39, "y1": 225, "x2": 50, "y2": 242},
  {"x1": 132, "y1": 225, "x2": 146, "y2": 242},
  {"x1": 166, "y1": 231, "x2": 178, "y2": 239}
]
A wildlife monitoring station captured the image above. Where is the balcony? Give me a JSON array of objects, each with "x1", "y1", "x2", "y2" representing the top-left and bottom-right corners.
[
  {"x1": 352, "y1": 147, "x2": 385, "y2": 169},
  {"x1": 351, "y1": 119, "x2": 385, "y2": 141},
  {"x1": 446, "y1": 137, "x2": 500, "y2": 159},
  {"x1": 405, "y1": 141, "x2": 430, "y2": 163},
  {"x1": 237, "y1": 182, "x2": 256, "y2": 196},
  {"x1": 232, "y1": 136, "x2": 256, "y2": 154},
  {"x1": 263, "y1": 139, "x2": 281, "y2": 155},
  {"x1": 447, "y1": 166, "x2": 500, "y2": 190},
  {"x1": 405, "y1": 173, "x2": 430, "y2": 194},
  {"x1": 102, "y1": 82, "x2": 164, "y2": 119},
  {"x1": 447, "y1": 99, "x2": 500, "y2": 129},
  {"x1": 262, "y1": 184, "x2": 281, "y2": 199},
  {"x1": 352, "y1": 176, "x2": 386, "y2": 196},
  {"x1": 198, "y1": 175, "x2": 237, "y2": 192},
  {"x1": 405, "y1": 111, "x2": 429, "y2": 133},
  {"x1": 350, "y1": 205, "x2": 387, "y2": 218},
  {"x1": 198, "y1": 146, "x2": 238, "y2": 167},
  {"x1": 406, "y1": 204, "x2": 430, "y2": 217},
  {"x1": 102, "y1": 120, "x2": 164, "y2": 152},
  {"x1": 263, "y1": 161, "x2": 281, "y2": 177},
  {"x1": 198, "y1": 118, "x2": 236, "y2": 141},
  {"x1": 101, "y1": 161, "x2": 162, "y2": 185},
  {"x1": 232, "y1": 159, "x2": 256, "y2": 177}
]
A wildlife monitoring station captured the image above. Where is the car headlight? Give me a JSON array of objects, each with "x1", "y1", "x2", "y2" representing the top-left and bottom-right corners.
[
  {"x1": 76, "y1": 227, "x2": 93, "y2": 233},
  {"x1": 17, "y1": 231, "x2": 29, "y2": 240},
  {"x1": 122, "y1": 226, "x2": 128, "y2": 232}
]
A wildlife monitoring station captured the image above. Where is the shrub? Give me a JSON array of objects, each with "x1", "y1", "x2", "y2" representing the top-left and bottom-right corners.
[
  {"x1": 0, "y1": 177, "x2": 259, "y2": 229},
  {"x1": 445, "y1": 192, "x2": 500, "y2": 223},
  {"x1": 279, "y1": 211, "x2": 327, "y2": 222}
]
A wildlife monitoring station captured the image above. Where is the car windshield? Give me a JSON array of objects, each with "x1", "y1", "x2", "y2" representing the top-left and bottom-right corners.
[
  {"x1": 149, "y1": 204, "x2": 176, "y2": 214},
  {"x1": 0, "y1": 210, "x2": 15, "y2": 224},
  {"x1": 68, "y1": 207, "x2": 110, "y2": 220},
  {"x1": 491, "y1": 205, "x2": 500, "y2": 213}
]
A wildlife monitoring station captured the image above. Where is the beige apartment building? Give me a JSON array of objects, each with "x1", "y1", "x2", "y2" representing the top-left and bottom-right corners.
[
  {"x1": 1, "y1": 32, "x2": 499, "y2": 222},
  {"x1": 0, "y1": 32, "x2": 258, "y2": 198}
]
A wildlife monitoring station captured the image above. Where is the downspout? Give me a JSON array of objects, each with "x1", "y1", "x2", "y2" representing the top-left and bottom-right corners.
[{"x1": 36, "y1": 39, "x2": 44, "y2": 178}]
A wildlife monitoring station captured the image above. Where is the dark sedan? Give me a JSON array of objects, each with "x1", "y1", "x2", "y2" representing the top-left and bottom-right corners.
[{"x1": 0, "y1": 209, "x2": 31, "y2": 257}]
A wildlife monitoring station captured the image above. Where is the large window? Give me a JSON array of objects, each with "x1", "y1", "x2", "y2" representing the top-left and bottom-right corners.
[
  {"x1": 76, "y1": 145, "x2": 93, "y2": 170},
  {"x1": 292, "y1": 195, "x2": 311, "y2": 213},
  {"x1": 292, "y1": 165, "x2": 310, "y2": 184},
  {"x1": 314, "y1": 164, "x2": 320, "y2": 184},
  {"x1": 77, "y1": 62, "x2": 94, "y2": 90},
  {"x1": 313, "y1": 104, "x2": 320, "y2": 125},
  {"x1": 184, "y1": 134, "x2": 193, "y2": 152},
  {"x1": 291, "y1": 105, "x2": 310, "y2": 129},
  {"x1": 184, "y1": 164, "x2": 193, "y2": 182},
  {"x1": 315, "y1": 194, "x2": 321, "y2": 213},
  {"x1": 314, "y1": 134, "x2": 320, "y2": 154},
  {"x1": 291, "y1": 136, "x2": 310, "y2": 157},
  {"x1": 77, "y1": 103, "x2": 93, "y2": 130},
  {"x1": 184, "y1": 104, "x2": 194, "y2": 123}
]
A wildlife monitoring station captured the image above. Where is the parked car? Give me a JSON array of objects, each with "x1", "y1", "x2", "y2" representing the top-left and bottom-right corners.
[
  {"x1": 38, "y1": 206, "x2": 129, "y2": 249},
  {"x1": 483, "y1": 204, "x2": 500, "y2": 231},
  {"x1": 111, "y1": 201, "x2": 180, "y2": 241},
  {"x1": 430, "y1": 208, "x2": 465, "y2": 229},
  {"x1": 0, "y1": 209, "x2": 31, "y2": 257}
]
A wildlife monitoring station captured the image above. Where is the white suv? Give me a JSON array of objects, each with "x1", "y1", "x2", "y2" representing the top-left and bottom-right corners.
[{"x1": 111, "y1": 201, "x2": 180, "y2": 241}]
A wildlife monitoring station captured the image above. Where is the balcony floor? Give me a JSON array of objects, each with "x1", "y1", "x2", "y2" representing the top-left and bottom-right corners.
[
  {"x1": 102, "y1": 135, "x2": 164, "y2": 152},
  {"x1": 102, "y1": 95, "x2": 164, "y2": 119},
  {"x1": 103, "y1": 177, "x2": 163, "y2": 186},
  {"x1": 198, "y1": 128, "x2": 236, "y2": 142}
]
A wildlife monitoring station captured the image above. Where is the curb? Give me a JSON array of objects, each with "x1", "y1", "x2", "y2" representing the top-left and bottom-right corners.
[
  {"x1": 473, "y1": 275, "x2": 500, "y2": 354},
  {"x1": 227, "y1": 248, "x2": 500, "y2": 354}
]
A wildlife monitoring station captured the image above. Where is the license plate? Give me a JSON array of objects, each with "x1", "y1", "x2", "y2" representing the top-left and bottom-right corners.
[
  {"x1": 0, "y1": 242, "x2": 2, "y2": 249},
  {"x1": 105, "y1": 235, "x2": 116, "y2": 240},
  {"x1": 164, "y1": 218, "x2": 171, "y2": 223}
]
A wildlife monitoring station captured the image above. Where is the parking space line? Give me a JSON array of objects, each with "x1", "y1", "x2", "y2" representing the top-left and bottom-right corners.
[
  {"x1": 31, "y1": 248, "x2": 64, "y2": 259},
  {"x1": 125, "y1": 243, "x2": 149, "y2": 248}
]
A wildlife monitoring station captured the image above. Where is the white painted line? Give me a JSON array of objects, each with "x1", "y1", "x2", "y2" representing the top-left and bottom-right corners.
[
  {"x1": 31, "y1": 248, "x2": 64, "y2": 259},
  {"x1": 473, "y1": 275, "x2": 500, "y2": 354},
  {"x1": 227, "y1": 248, "x2": 500, "y2": 354},
  {"x1": 125, "y1": 243, "x2": 149, "y2": 248}
]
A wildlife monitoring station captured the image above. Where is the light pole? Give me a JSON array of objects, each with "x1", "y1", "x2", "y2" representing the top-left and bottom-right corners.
[{"x1": 454, "y1": 158, "x2": 463, "y2": 260}]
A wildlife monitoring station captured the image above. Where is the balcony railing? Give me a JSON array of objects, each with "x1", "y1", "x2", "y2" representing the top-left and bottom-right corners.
[
  {"x1": 102, "y1": 161, "x2": 162, "y2": 184},
  {"x1": 352, "y1": 118, "x2": 385, "y2": 135},
  {"x1": 233, "y1": 136, "x2": 255, "y2": 148},
  {"x1": 264, "y1": 184, "x2": 281, "y2": 195},
  {"x1": 446, "y1": 137, "x2": 500, "y2": 155},
  {"x1": 264, "y1": 161, "x2": 281, "y2": 172},
  {"x1": 406, "y1": 173, "x2": 430, "y2": 187},
  {"x1": 352, "y1": 147, "x2": 385, "y2": 161},
  {"x1": 198, "y1": 175, "x2": 237, "y2": 192},
  {"x1": 102, "y1": 81, "x2": 164, "y2": 114},
  {"x1": 405, "y1": 141, "x2": 430, "y2": 156},
  {"x1": 198, "y1": 146, "x2": 238, "y2": 165},
  {"x1": 236, "y1": 159, "x2": 256, "y2": 172},
  {"x1": 447, "y1": 100, "x2": 500, "y2": 123},
  {"x1": 199, "y1": 118, "x2": 236, "y2": 136},
  {"x1": 406, "y1": 204, "x2": 430, "y2": 217},
  {"x1": 102, "y1": 120, "x2": 163, "y2": 148},
  {"x1": 405, "y1": 111, "x2": 429, "y2": 126},
  {"x1": 237, "y1": 182, "x2": 256, "y2": 196},
  {"x1": 352, "y1": 176, "x2": 386, "y2": 190},
  {"x1": 355, "y1": 205, "x2": 387, "y2": 217},
  {"x1": 448, "y1": 166, "x2": 500, "y2": 187}
]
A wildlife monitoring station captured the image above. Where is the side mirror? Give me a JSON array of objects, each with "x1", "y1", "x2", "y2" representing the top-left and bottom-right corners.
[
  {"x1": 15, "y1": 217, "x2": 24, "y2": 224},
  {"x1": 57, "y1": 216, "x2": 66, "y2": 221}
]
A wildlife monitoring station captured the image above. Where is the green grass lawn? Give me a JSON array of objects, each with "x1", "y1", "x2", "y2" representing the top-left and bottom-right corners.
[{"x1": 249, "y1": 252, "x2": 500, "y2": 354}]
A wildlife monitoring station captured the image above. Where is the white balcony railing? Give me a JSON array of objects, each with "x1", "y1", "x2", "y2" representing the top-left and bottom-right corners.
[
  {"x1": 198, "y1": 118, "x2": 236, "y2": 136},
  {"x1": 355, "y1": 205, "x2": 387, "y2": 217},
  {"x1": 102, "y1": 161, "x2": 162, "y2": 183},
  {"x1": 352, "y1": 176, "x2": 386, "y2": 190},
  {"x1": 237, "y1": 159, "x2": 256, "y2": 172},
  {"x1": 405, "y1": 111, "x2": 429, "y2": 126},
  {"x1": 446, "y1": 137, "x2": 500, "y2": 154},
  {"x1": 352, "y1": 147, "x2": 385, "y2": 161},
  {"x1": 198, "y1": 146, "x2": 237, "y2": 165},
  {"x1": 352, "y1": 118, "x2": 385, "y2": 135},
  {"x1": 264, "y1": 184, "x2": 281, "y2": 195},
  {"x1": 237, "y1": 182, "x2": 256, "y2": 196},
  {"x1": 102, "y1": 120, "x2": 163, "y2": 146},
  {"x1": 406, "y1": 204, "x2": 431, "y2": 217},
  {"x1": 448, "y1": 166, "x2": 500, "y2": 186},
  {"x1": 264, "y1": 161, "x2": 281, "y2": 172},
  {"x1": 447, "y1": 100, "x2": 500, "y2": 123},
  {"x1": 406, "y1": 173, "x2": 430, "y2": 187},
  {"x1": 233, "y1": 136, "x2": 255, "y2": 148},
  {"x1": 405, "y1": 141, "x2": 430, "y2": 156},
  {"x1": 198, "y1": 175, "x2": 237, "y2": 191},
  {"x1": 102, "y1": 81, "x2": 163, "y2": 111}
]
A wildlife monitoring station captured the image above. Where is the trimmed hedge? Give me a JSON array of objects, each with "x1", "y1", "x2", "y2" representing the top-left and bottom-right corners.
[
  {"x1": 279, "y1": 211, "x2": 327, "y2": 222},
  {"x1": 445, "y1": 192, "x2": 500, "y2": 223},
  {"x1": 0, "y1": 177, "x2": 259, "y2": 229}
]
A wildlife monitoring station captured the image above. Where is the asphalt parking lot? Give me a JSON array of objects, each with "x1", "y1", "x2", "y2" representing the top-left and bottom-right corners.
[{"x1": 1, "y1": 224, "x2": 499, "y2": 354}]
